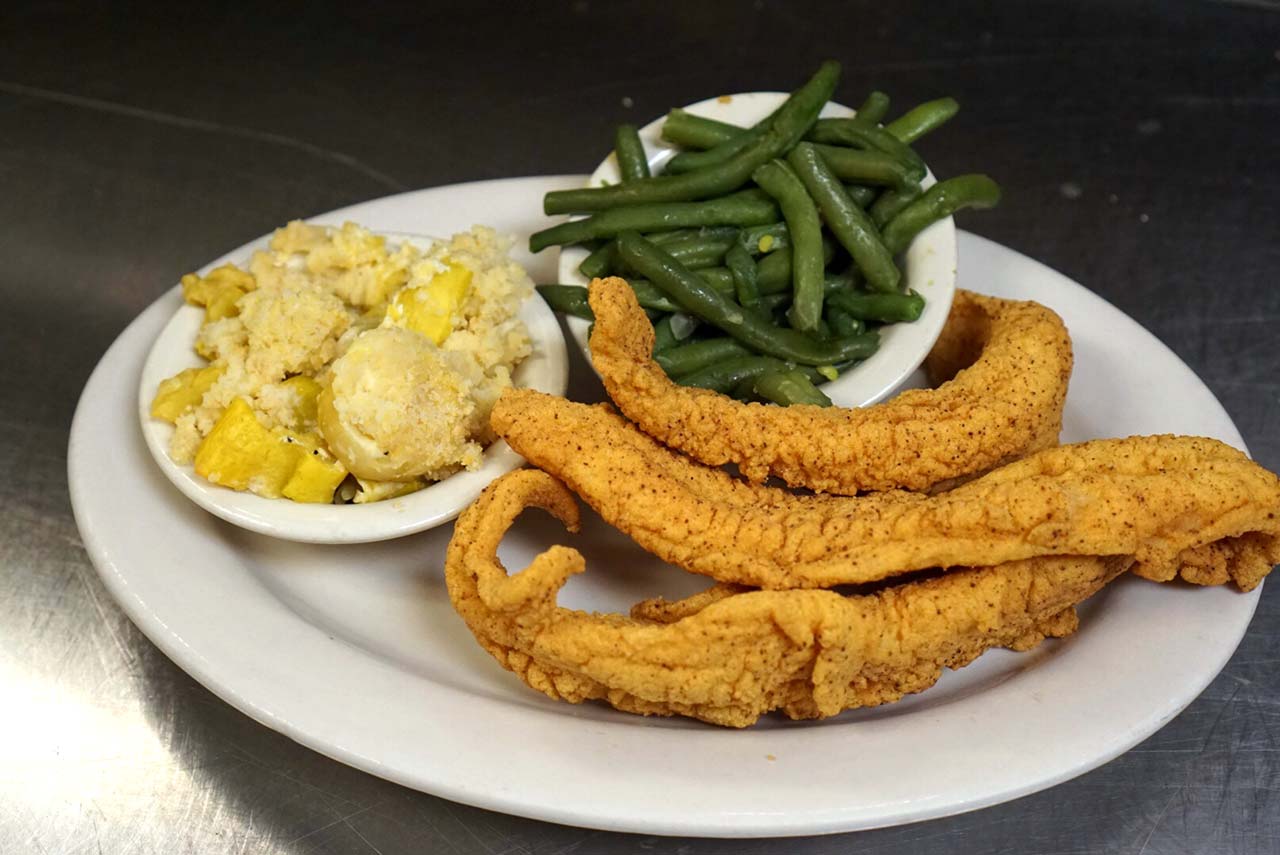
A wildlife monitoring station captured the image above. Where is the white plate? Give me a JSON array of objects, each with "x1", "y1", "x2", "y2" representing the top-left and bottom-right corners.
[
  {"x1": 137, "y1": 230, "x2": 568, "y2": 544},
  {"x1": 69, "y1": 176, "x2": 1261, "y2": 838},
  {"x1": 557, "y1": 92, "x2": 956, "y2": 407}
]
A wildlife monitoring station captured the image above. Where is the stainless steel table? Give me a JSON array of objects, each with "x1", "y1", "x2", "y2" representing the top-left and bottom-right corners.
[{"x1": 4, "y1": 1, "x2": 1278, "y2": 851}]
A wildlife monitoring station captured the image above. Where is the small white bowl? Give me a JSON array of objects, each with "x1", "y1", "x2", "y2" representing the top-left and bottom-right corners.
[
  {"x1": 557, "y1": 91, "x2": 957, "y2": 407},
  {"x1": 138, "y1": 231, "x2": 568, "y2": 544}
]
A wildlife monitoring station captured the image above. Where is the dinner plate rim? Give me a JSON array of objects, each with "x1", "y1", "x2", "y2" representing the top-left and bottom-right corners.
[{"x1": 68, "y1": 175, "x2": 1262, "y2": 838}]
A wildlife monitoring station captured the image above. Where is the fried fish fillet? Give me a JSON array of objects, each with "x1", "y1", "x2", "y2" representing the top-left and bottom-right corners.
[
  {"x1": 586, "y1": 278, "x2": 1073, "y2": 494},
  {"x1": 492, "y1": 390, "x2": 1280, "y2": 591},
  {"x1": 445, "y1": 468, "x2": 1128, "y2": 727}
]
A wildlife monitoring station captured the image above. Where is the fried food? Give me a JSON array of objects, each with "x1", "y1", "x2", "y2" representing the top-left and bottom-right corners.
[
  {"x1": 445, "y1": 468, "x2": 1131, "y2": 727},
  {"x1": 586, "y1": 277, "x2": 1073, "y2": 494},
  {"x1": 491, "y1": 390, "x2": 1280, "y2": 591}
]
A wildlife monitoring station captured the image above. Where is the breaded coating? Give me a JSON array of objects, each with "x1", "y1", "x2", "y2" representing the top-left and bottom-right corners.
[
  {"x1": 445, "y1": 469, "x2": 1128, "y2": 727},
  {"x1": 491, "y1": 391, "x2": 1280, "y2": 591},
  {"x1": 586, "y1": 278, "x2": 1072, "y2": 494}
]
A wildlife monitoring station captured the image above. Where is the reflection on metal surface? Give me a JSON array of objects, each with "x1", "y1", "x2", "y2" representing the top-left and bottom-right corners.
[{"x1": 0, "y1": 661, "x2": 173, "y2": 839}]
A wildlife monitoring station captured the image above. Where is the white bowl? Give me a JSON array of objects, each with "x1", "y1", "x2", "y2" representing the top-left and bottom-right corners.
[
  {"x1": 138, "y1": 230, "x2": 568, "y2": 544},
  {"x1": 557, "y1": 91, "x2": 957, "y2": 407}
]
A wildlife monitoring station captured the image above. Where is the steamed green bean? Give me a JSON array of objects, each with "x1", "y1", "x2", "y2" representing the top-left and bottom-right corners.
[
  {"x1": 617, "y1": 231, "x2": 881, "y2": 366},
  {"x1": 661, "y1": 108, "x2": 744, "y2": 150},
  {"x1": 869, "y1": 182, "x2": 923, "y2": 228},
  {"x1": 536, "y1": 285, "x2": 593, "y2": 320},
  {"x1": 807, "y1": 119, "x2": 926, "y2": 178},
  {"x1": 884, "y1": 97, "x2": 960, "y2": 144},
  {"x1": 657, "y1": 337, "x2": 754, "y2": 376},
  {"x1": 788, "y1": 142, "x2": 900, "y2": 294},
  {"x1": 537, "y1": 71, "x2": 1000, "y2": 406},
  {"x1": 826, "y1": 289, "x2": 925, "y2": 322},
  {"x1": 881, "y1": 174, "x2": 1002, "y2": 254},
  {"x1": 725, "y1": 244, "x2": 761, "y2": 309},
  {"x1": 751, "y1": 369, "x2": 833, "y2": 406},
  {"x1": 614, "y1": 124, "x2": 650, "y2": 182},
  {"x1": 811, "y1": 144, "x2": 916, "y2": 188},
  {"x1": 530, "y1": 190, "x2": 778, "y2": 252},
  {"x1": 542, "y1": 61, "x2": 839, "y2": 214},
  {"x1": 752, "y1": 159, "x2": 825, "y2": 332}
]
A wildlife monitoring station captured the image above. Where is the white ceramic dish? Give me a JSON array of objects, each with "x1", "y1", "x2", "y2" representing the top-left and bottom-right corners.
[
  {"x1": 138, "y1": 229, "x2": 568, "y2": 544},
  {"x1": 70, "y1": 177, "x2": 1260, "y2": 837},
  {"x1": 557, "y1": 92, "x2": 957, "y2": 407}
]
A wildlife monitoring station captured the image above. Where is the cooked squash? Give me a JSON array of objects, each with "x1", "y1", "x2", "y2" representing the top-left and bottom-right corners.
[
  {"x1": 150, "y1": 365, "x2": 224, "y2": 422},
  {"x1": 194, "y1": 398, "x2": 346, "y2": 502}
]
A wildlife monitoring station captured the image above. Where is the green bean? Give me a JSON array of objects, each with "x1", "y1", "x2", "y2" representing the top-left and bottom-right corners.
[
  {"x1": 881, "y1": 174, "x2": 1002, "y2": 254},
  {"x1": 756, "y1": 249, "x2": 791, "y2": 293},
  {"x1": 662, "y1": 100, "x2": 779, "y2": 174},
  {"x1": 582, "y1": 232, "x2": 738, "y2": 280},
  {"x1": 758, "y1": 292, "x2": 791, "y2": 315},
  {"x1": 724, "y1": 244, "x2": 760, "y2": 309},
  {"x1": 807, "y1": 119, "x2": 926, "y2": 179},
  {"x1": 652, "y1": 226, "x2": 741, "y2": 245},
  {"x1": 884, "y1": 97, "x2": 960, "y2": 144},
  {"x1": 626, "y1": 279, "x2": 682, "y2": 313},
  {"x1": 826, "y1": 289, "x2": 925, "y2": 323},
  {"x1": 578, "y1": 241, "x2": 618, "y2": 278},
  {"x1": 651, "y1": 315, "x2": 678, "y2": 354},
  {"x1": 615, "y1": 124, "x2": 650, "y2": 182},
  {"x1": 663, "y1": 127, "x2": 761, "y2": 174},
  {"x1": 823, "y1": 270, "x2": 859, "y2": 295},
  {"x1": 691, "y1": 266, "x2": 735, "y2": 293},
  {"x1": 679, "y1": 350, "x2": 873, "y2": 395},
  {"x1": 869, "y1": 182, "x2": 923, "y2": 228},
  {"x1": 851, "y1": 91, "x2": 891, "y2": 127},
  {"x1": 736, "y1": 364, "x2": 844, "y2": 399},
  {"x1": 617, "y1": 232, "x2": 881, "y2": 366},
  {"x1": 740, "y1": 226, "x2": 842, "y2": 264},
  {"x1": 788, "y1": 143, "x2": 900, "y2": 294},
  {"x1": 585, "y1": 231, "x2": 710, "y2": 274},
  {"x1": 656, "y1": 338, "x2": 754, "y2": 377},
  {"x1": 660, "y1": 108, "x2": 744, "y2": 150},
  {"x1": 762, "y1": 264, "x2": 855, "y2": 305},
  {"x1": 811, "y1": 144, "x2": 916, "y2": 188},
  {"x1": 677, "y1": 355, "x2": 799, "y2": 393},
  {"x1": 541, "y1": 281, "x2": 680, "y2": 314},
  {"x1": 529, "y1": 190, "x2": 778, "y2": 252},
  {"x1": 536, "y1": 285, "x2": 593, "y2": 320},
  {"x1": 756, "y1": 244, "x2": 839, "y2": 294},
  {"x1": 628, "y1": 267, "x2": 736, "y2": 300},
  {"x1": 751, "y1": 160, "x2": 825, "y2": 332},
  {"x1": 667, "y1": 90, "x2": 887, "y2": 173},
  {"x1": 751, "y1": 369, "x2": 833, "y2": 407},
  {"x1": 826, "y1": 305, "x2": 865, "y2": 337},
  {"x1": 845, "y1": 184, "x2": 877, "y2": 208},
  {"x1": 729, "y1": 374, "x2": 763, "y2": 401},
  {"x1": 659, "y1": 233, "x2": 737, "y2": 270},
  {"x1": 543, "y1": 61, "x2": 839, "y2": 213}
]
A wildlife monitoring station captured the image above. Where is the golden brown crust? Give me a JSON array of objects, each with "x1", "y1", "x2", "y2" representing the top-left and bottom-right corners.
[
  {"x1": 586, "y1": 278, "x2": 1073, "y2": 494},
  {"x1": 492, "y1": 391, "x2": 1280, "y2": 590},
  {"x1": 629, "y1": 584, "x2": 750, "y2": 623},
  {"x1": 445, "y1": 470, "x2": 1131, "y2": 727},
  {"x1": 1132, "y1": 532, "x2": 1276, "y2": 592}
]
